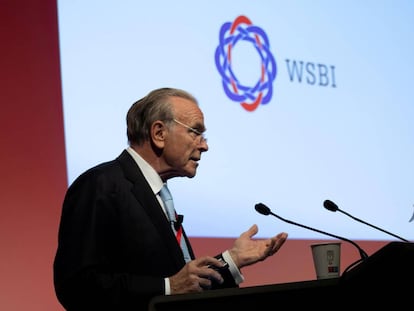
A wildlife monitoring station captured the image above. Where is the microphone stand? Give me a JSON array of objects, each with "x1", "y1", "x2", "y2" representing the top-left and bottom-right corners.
[
  {"x1": 324, "y1": 199, "x2": 410, "y2": 242},
  {"x1": 255, "y1": 203, "x2": 369, "y2": 275}
]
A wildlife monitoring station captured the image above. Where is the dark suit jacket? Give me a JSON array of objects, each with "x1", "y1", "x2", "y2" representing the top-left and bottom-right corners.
[{"x1": 53, "y1": 150, "x2": 237, "y2": 311}]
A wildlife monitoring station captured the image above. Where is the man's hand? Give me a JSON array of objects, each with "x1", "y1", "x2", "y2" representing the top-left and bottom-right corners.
[
  {"x1": 228, "y1": 224, "x2": 288, "y2": 268},
  {"x1": 169, "y1": 256, "x2": 225, "y2": 294}
]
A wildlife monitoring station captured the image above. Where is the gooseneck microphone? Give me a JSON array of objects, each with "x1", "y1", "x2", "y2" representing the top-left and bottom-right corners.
[
  {"x1": 323, "y1": 199, "x2": 410, "y2": 243},
  {"x1": 255, "y1": 202, "x2": 369, "y2": 260}
]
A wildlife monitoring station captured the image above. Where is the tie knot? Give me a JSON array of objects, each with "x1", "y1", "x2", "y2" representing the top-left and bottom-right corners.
[{"x1": 159, "y1": 184, "x2": 172, "y2": 202}]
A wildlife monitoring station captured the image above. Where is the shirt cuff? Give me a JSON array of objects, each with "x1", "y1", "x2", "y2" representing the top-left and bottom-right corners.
[
  {"x1": 164, "y1": 278, "x2": 171, "y2": 295},
  {"x1": 222, "y1": 250, "x2": 245, "y2": 285}
]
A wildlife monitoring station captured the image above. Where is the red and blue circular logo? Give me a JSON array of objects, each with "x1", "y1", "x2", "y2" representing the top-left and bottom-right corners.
[{"x1": 215, "y1": 15, "x2": 277, "y2": 112}]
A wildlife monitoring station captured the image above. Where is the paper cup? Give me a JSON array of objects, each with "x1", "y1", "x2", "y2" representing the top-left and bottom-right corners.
[{"x1": 311, "y1": 242, "x2": 341, "y2": 279}]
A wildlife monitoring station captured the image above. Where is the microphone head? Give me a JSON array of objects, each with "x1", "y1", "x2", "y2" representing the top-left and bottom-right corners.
[
  {"x1": 323, "y1": 199, "x2": 339, "y2": 212},
  {"x1": 255, "y1": 203, "x2": 271, "y2": 216}
]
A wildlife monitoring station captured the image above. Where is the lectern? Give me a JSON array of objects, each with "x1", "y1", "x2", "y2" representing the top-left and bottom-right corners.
[
  {"x1": 148, "y1": 242, "x2": 414, "y2": 310},
  {"x1": 340, "y1": 241, "x2": 414, "y2": 295},
  {"x1": 149, "y1": 278, "x2": 340, "y2": 311}
]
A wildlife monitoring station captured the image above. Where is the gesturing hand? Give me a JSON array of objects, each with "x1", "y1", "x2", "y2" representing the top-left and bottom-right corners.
[{"x1": 228, "y1": 224, "x2": 288, "y2": 268}]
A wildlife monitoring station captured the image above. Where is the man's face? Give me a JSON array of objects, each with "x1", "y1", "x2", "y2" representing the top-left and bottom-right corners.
[{"x1": 161, "y1": 97, "x2": 209, "y2": 179}]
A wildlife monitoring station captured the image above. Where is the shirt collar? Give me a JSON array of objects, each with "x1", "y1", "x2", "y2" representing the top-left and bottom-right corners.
[{"x1": 126, "y1": 146, "x2": 164, "y2": 195}]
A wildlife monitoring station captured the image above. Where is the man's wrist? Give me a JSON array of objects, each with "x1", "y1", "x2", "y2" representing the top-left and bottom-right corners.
[{"x1": 222, "y1": 250, "x2": 244, "y2": 284}]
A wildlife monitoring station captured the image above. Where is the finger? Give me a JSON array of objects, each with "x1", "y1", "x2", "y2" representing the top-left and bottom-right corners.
[
  {"x1": 276, "y1": 232, "x2": 288, "y2": 246},
  {"x1": 198, "y1": 277, "x2": 213, "y2": 290},
  {"x1": 277, "y1": 232, "x2": 288, "y2": 240},
  {"x1": 196, "y1": 256, "x2": 221, "y2": 267},
  {"x1": 243, "y1": 224, "x2": 258, "y2": 238},
  {"x1": 200, "y1": 266, "x2": 224, "y2": 284},
  {"x1": 267, "y1": 233, "x2": 288, "y2": 255}
]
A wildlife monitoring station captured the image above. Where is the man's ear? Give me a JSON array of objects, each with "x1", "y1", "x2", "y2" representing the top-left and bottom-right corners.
[{"x1": 151, "y1": 120, "x2": 167, "y2": 148}]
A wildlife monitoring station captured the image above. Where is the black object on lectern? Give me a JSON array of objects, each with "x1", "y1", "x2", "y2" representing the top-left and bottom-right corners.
[
  {"x1": 340, "y1": 241, "x2": 414, "y2": 295},
  {"x1": 148, "y1": 242, "x2": 414, "y2": 311}
]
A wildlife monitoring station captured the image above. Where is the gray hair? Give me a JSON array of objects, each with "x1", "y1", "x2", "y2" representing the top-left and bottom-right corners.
[{"x1": 126, "y1": 87, "x2": 198, "y2": 145}]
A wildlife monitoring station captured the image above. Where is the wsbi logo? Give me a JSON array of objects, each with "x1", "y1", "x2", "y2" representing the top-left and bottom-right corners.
[{"x1": 215, "y1": 15, "x2": 337, "y2": 112}]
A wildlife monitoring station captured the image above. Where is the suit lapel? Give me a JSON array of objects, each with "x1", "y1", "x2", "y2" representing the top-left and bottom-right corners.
[{"x1": 116, "y1": 150, "x2": 186, "y2": 266}]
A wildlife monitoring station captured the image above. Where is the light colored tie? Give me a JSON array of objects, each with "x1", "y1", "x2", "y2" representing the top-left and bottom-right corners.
[{"x1": 159, "y1": 184, "x2": 191, "y2": 262}]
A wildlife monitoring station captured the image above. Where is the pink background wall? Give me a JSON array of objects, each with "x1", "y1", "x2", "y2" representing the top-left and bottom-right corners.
[
  {"x1": 0, "y1": 1, "x2": 389, "y2": 310},
  {"x1": 0, "y1": 1, "x2": 66, "y2": 310}
]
